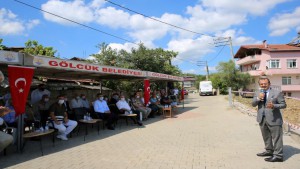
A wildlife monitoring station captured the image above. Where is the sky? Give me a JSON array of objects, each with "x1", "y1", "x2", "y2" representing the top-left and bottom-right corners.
[{"x1": 1, "y1": 0, "x2": 300, "y2": 75}]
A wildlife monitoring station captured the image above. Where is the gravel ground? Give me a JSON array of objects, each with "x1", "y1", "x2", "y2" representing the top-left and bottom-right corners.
[{"x1": 233, "y1": 96, "x2": 300, "y2": 126}]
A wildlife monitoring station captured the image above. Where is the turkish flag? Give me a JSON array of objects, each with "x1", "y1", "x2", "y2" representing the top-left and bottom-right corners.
[
  {"x1": 8, "y1": 65, "x2": 35, "y2": 117},
  {"x1": 181, "y1": 89, "x2": 184, "y2": 100},
  {"x1": 144, "y1": 79, "x2": 150, "y2": 105}
]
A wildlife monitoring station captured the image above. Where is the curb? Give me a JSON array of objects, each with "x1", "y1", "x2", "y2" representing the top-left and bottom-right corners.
[{"x1": 233, "y1": 102, "x2": 300, "y2": 131}]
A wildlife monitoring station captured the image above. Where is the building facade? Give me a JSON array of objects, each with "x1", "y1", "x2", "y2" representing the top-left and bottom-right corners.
[
  {"x1": 183, "y1": 76, "x2": 197, "y2": 92},
  {"x1": 234, "y1": 41, "x2": 300, "y2": 98}
]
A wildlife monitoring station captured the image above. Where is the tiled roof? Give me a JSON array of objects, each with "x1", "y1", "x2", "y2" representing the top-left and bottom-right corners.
[
  {"x1": 234, "y1": 44, "x2": 300, "y2": 58},
  {"x1": 241, "y1": 44, "x2": 300, "y2": 51}
]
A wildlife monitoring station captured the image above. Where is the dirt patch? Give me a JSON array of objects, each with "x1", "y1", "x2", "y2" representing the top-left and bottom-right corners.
[{"x1": 233, "y1": 96, "x2": 300, "y2": 126}]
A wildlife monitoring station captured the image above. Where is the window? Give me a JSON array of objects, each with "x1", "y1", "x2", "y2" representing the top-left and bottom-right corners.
[
  {"x1": 287, "y1": 59, "x2": 297, "y2": 68},
  {"x1": 282, "y1": 76, "x2": 291, "y2": 85},
  {"x1": 269, "y1": 60, "x2": 280, "y2": 68},
  {"x1": 283, "y1": 92, "x2": 292, "y2": 97}
]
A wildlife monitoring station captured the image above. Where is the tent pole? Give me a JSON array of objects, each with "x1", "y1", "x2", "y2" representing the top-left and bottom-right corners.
[
  {"x1": 17, "y1": 114, "x2": 24, "y2": 152},
  {"x1": 182, "y1": 82, "x2": 184, "y2": 109},
  {"x1": 17, "y1": 53, "x2": 25, "y2": 152},
  {"x1": 99, "y1": 79, "x2": 102, "y2": 94}
]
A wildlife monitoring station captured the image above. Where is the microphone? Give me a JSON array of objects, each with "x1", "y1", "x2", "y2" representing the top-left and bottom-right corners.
[{"x1": 258, "y1": 88, "x2": 265, "y2": 102}]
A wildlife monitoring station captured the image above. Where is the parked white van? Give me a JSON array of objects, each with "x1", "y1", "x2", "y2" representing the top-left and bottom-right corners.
[{"x1": 199, "y1": 81, "x2": 213, "y2": 96}]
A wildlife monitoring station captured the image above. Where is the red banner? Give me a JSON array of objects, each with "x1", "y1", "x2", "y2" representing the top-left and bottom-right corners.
[
  {"x1": 8, "y1": 65, "x2": 35, "y2": 117},
  {"x1": 144, "y1": 79, "x2": 150, "y2": 105}
]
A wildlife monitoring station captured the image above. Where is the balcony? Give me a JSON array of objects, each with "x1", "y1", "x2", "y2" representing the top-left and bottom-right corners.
[
  {"x1": 236, "y1": 55, "x2": 260, "y2": 65},
  {"x1": 281, "y1": 85, "x2": 300, "y2": 91},
  {"x1": 246, "y1": 70, "x2": 263, "y2": 76}
]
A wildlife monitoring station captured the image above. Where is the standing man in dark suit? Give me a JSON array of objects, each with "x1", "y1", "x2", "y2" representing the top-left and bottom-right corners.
[{"x1": 252, "y1": 76, "x2": 286, "y2": 162}]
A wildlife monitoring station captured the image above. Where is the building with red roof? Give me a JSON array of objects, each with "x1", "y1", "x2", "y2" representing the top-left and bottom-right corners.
[{"x1": 234, "y1": 39, "x2": 300, "y2": 98}]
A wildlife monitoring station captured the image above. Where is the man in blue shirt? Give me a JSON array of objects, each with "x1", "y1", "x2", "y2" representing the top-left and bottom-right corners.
[{"x1": 93, "y1": 94, "x2": 117, "y2": 130}]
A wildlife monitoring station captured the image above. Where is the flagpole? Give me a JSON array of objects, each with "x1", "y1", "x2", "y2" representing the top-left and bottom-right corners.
[{"x1": 17, "y1": 114, "x2": 23, "y2": 152}]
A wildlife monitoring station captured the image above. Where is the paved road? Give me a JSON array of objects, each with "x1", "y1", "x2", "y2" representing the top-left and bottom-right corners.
[{"x1": 1, "y1": 94, "x2": 300, "y2": 169}]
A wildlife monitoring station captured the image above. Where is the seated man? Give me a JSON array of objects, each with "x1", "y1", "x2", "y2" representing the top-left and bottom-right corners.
[
  {"x1": 116, "y1": 94, "x2": 143, "y2": 126},
  {"x1": 160, "y1": 90, "x2": 171, "y2": 107},
  {"x1": 132, "y1": 92, "x2": 151, "y2": 120},
  {"x1": 169, "y1": 90, "x2": 178, "y2": 107},
  {"x1": 30, "y1": 84, "x2": 51, "y2": 105},
  {"x1": 33, "y1": 94, "x2": 51, "y2": 129},
  {"x1": 108, "y1": 93, "x2": 119, "y2": 105},
  {"x1": 149, "y1": 92, "x2": 163, "y2": 115},
  {"x1": 0, "y1": 106, "x2": 14, "y2": 152},
  {"x1": 62, "y1": 94, "x2": 73, "y2": 120},
  {"x1": 70, "y1": 93, "x2": 86, "y2": 120},
  {"x1": 93, "y1": 94, "x2": 117, "y2": 130},
  {"x1": 80, "y1": 94, "x2": 91, "y2": 113},
  {"x1": 49, "y1": 95, "x2": 78, "y2": 141}
]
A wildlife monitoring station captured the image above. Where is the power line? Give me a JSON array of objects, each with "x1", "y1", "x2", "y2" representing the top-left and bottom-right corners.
[
  {"x1": 208, "y1": 45, "x2": 225, "y2": 63},
  {"x1": 13, "y1": 0, "x2": 139, "y2": 45},
  {"x1": 104, "y1": 0, "x2": 229, "y2": 63},
  {"x1": 174, "y1": 57, "x2": 198, "y2": 64},
  {"x1": 104, "y1": 0, "x2": 215, "y2": 37}
]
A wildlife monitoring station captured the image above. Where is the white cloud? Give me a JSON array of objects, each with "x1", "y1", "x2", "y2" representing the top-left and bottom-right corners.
[
  {"x1": 208, "y1": 66, "x2": 217, "y2": 72},
  {"x1": 268, "y1": 7, "x2": 300, "y2": 36},
  {"x1": 128, "y1": 16, "x2": 169, "y2": 42},
  {"x1": 0, "y1": 8, "x2": 38, "y2": 35},
  {"x1": 94, "y1": 7, "x2": 130, "y2": 29},
  {"x1": 214, "y1": 29, "x2": 259, "y2": 46},
  {"x1": 201, "y1": 0, "x2": 288, "y2": 16},
  {"x1": 38, "y1": 0, "x2": 288, "y2": 63},
  {"x1": 89, "y1": 0, "x2": 106, "y2": 9},
  {"x1": 86, "y1": 55, "x2": 96, "y2": 60},
  {"x1": 41, "y1": 0, "x2": 94, "y2": 25},
  {"x1": 26, "y1": 19, "x2": 40, "y2": 29},
  {"x1": 184, "y1": 5, "x2": 246, "y2": 34},
  {"x1": 168, "y1": 36, "x2": 215, "y2": 64},
  {"x1": 108, "y1": 42, "x2": 137, "y2": 52},
  {"x1": 182, "y1": 69, "x2": 197, "y2": 74}
]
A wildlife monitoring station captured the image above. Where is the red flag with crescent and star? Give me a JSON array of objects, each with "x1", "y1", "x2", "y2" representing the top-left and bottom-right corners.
[
  {"x1": 8, "y1": 65, "x2": 35, "y2": 117},
  {"x1": 143, "y1": 79, "x2": 150, "y2": 106}
]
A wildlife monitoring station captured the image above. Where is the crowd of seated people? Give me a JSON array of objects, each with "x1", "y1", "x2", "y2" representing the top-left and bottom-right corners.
[{"x1": 0, "y1": 83, "x2": 182, "y2": 143}]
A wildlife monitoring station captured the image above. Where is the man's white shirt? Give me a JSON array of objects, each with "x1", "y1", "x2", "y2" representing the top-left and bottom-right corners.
[
  {"x1": 116, "y1": 100, "x2": 131, "y2": 111},
  {"x1": 93, "y1": 100, "x2": 109, "y2": 113}
]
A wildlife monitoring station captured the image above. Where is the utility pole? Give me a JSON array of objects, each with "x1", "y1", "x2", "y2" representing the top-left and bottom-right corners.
[
  {"x1": 213, "y1": 36, "x2": 235, "y2": 61},
  {"x1": 197, "y1": 61, "x2": 209, "y2": 80}
]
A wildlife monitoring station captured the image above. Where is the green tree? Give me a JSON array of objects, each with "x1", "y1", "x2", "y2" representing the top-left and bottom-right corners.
[
  {"x1": 214, "y1": 60, "x2": 252, "y2": 93},
  {"x1": 91, "y1": 43, "x2": 182, "y2": 92},
  {"x1": 0, "y1": 39, "x2": 7, "y2": 50},
  {"x1": 22, "y1": 40, "x2": 57, "y2": 57},
  {"x1": 210, "y1": 73, "x2": 228, "y2": 94}
]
